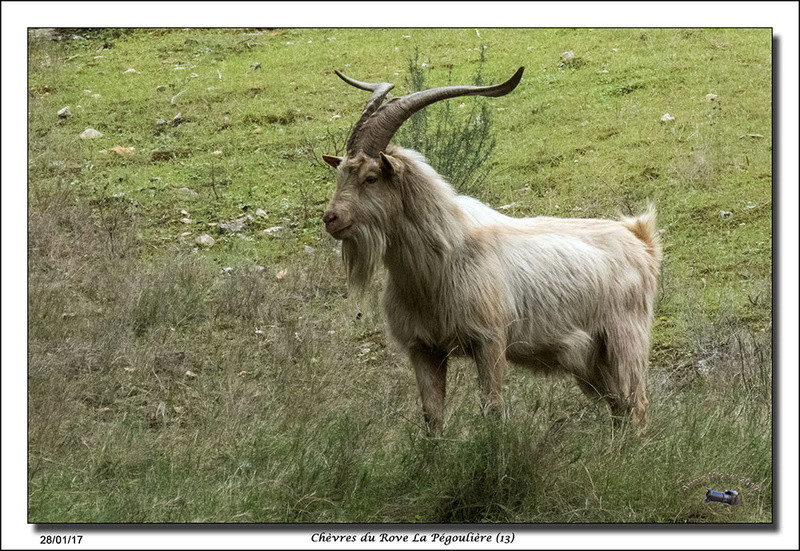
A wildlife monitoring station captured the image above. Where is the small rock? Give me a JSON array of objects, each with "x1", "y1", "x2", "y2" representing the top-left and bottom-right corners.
[
  {"x1": 156, "y1": 85, "x2": 167, "y2": 92},
  {"x1": 91, "y1": 93, "x2": 101, "y2": 99},
  {"x1": 110, "y1": 146, "x2": 133, "y2": 157},
  {"x1": 559, "y1": 50, "x2": 575, "y2": 66},
  {"x1": 304, "y1": 245, "x2": 315, "y2": 254},
  {"x1": 250, "y1": 62, "x2": 261, "y2": 70},
  {"x1": 180, "y1": 218, "x2": 193, "y2": 224},
  {"x1": 218, "y1": 217, "x2": 247, "y2": 233},
  {"x1": 255, "y1": 208, "x2": 267, "y2": 218},
  {"x1": 57, "y1": 106, "x2": 71, "y2": 118},
  {"x1": 180, "y1": 209, "x2": 189, "y2": 215},
  {"x1": 83, "y1": 89, "x2": 93, "y2": 95},
  {"x1": 276, "y1": 269, "x2": 288, "y2": 280},
  {"x1": 156, "y1": 118, "x2": 167, "y2": 126},
  {"x1": 180, "y1": 231, "x2": 191, "y2": 237},
  {"x1": 176, "y1": 187, "x2": 199, "y2": 198},
  {"x1": 195, "y1": 234, "x2": 215, "y2": 247},
  {"x1": 254, "y1": 265, "x2": 265, "y2": 272},
  {"x1": 223, "y1": 267, "x2": 233, "y2": 273},
  {"x1": 660, "y1": 113, "x2": 675, "y2": 122},
  {"x1": 171, "y1": 112, "x2": 183, "y2": 126},
  {"x1": 150, "y1": 146, "x2": 175, "y2": 161},
  {"x1": 124, "y1": 68, "x2": 137, "y2": 74},
  {"x1": 79, "y1": 127, "x2": 103, "y2": 139},
  {"x1": 260, "y1": 226, "x2": 284, "y2": 236},
  {"x1": 185, "y1": 370, "x2": 197, "y2": 378},
  {"x1": 706, "y1": 93, "x2": 718, "y2": 101},
  {"x1": 720, "y1": 210, "x2": 732, "y2": 218}
]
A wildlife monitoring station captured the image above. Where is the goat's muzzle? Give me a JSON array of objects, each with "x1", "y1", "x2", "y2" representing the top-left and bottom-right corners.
[{"x1": 322, "y1": 209, "x2": 352, "y2": 238}]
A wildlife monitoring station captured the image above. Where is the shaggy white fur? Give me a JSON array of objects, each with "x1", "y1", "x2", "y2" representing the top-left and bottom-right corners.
[{"x1": 324, "y1": 145, "x2": 661, "y2": 432}]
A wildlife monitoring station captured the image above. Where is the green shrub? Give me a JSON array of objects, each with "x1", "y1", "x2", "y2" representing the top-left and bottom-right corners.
[{"x1": 395, "y1": 47, "x2": 497, "y2": 196}]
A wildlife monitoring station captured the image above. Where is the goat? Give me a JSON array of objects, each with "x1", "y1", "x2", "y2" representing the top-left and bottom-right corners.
[{"x1": 321, "y1": 67, "x2": 661, "y2": 433}]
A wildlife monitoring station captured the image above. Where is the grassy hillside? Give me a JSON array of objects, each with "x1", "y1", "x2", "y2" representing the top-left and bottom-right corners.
[{"x1": 28, "y1": 28, "x2": 772, "y2": 523}]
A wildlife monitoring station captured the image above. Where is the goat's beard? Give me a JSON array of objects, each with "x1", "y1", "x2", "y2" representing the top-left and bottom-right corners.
[{"x1": 341, "y1": 223, "x2": 387, "y2": 292}]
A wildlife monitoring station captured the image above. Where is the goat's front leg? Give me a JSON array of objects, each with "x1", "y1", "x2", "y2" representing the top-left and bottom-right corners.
[
  {"x1": 409, "y1": 344, "x2": 448, "y2": 435},
  {"x1": 472, "y1": 339, "x2": 509, "y2": 418}
]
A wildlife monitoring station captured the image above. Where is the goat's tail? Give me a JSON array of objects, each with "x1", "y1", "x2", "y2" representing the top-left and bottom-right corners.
[{"x1": 621, "y1": 204, "x2": 662, "y2": 266}]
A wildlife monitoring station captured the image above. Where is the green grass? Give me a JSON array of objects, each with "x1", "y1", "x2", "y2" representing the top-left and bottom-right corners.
[{"x1": 28, "y1": 28, "x2": 772, "y2": 523}]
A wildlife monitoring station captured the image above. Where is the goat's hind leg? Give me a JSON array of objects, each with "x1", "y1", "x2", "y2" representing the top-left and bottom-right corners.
[
  {"x1": 600, "y1": 323, "x2": 650, "y2": 426},
  {"x1": 409, "y1": 344, "x2": 449, "y2": 434},
  {"x1": 561, "y1": 328, "x2": 647, "y2": 426}
]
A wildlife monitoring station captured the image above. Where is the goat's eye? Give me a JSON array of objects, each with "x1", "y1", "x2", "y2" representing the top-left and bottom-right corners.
[{"x1": 365, "y1": 176, "x2": 378, "y2": 185}]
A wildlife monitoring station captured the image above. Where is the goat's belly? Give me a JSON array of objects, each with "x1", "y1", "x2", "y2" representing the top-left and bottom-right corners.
[{"x1": 505, "y1": 343, "x2": 561, "y2": 373}]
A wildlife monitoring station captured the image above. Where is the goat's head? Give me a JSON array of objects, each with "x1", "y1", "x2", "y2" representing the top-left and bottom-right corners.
[{"x1": 321, "y1": 66, "x2": 524, "y2": 286}]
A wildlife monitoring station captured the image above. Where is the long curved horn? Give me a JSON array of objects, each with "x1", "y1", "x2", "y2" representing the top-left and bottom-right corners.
[
  {"x1": 337, "y1": 67, "x2": 524, "y2": 157},
  {"x1": 334, "y1": 71, "x2": 395, "y2": 153}
]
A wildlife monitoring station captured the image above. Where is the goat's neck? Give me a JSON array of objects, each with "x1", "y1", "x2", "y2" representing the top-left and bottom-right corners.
[{"x1": 383, "y1": 184, "x2": 470, "y2": 291}]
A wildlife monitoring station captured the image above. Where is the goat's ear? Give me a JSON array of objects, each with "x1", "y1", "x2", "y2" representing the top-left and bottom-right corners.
[
  {"x1": 322, "y1": 155, "x2": 342, "y2": 169},
  {"x1": 379, "y1": 151, "x2": 396, "y2": 175}
]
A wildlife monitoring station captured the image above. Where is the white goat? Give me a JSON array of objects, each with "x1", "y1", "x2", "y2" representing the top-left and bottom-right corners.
[{"x1": 321, "y1": 67, "x2": 661, "y2": 433}]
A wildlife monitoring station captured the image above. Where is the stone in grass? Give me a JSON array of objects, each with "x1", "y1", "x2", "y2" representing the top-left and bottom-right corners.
[
  {"x1": 218, "y1": 217, "x2": 248, "y2": 233},
  {"x1": 175, "y1": 187, "x2": 199, "y2": 198},
  {"x1": 260, "y1": 226, "x2": 284, "y2": 236},
  {"x1": 57, "y1": 106, "x2": 71, "y2": 118},
  {"x1": 110, "y1": 146, "x2": 134, "y2": 157},
  {"x1": 195, "y1": 234, "x2": 215, "y2": 247},
  {"x1": 79, "y1": 127, "x2": 103, "y2": 139},
  {"x1": 150, "y1": 146, "x2": 176, "y2": 161},
  {"x1": 559, "y1": 50, "x2": 576, "y2": 66}
]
